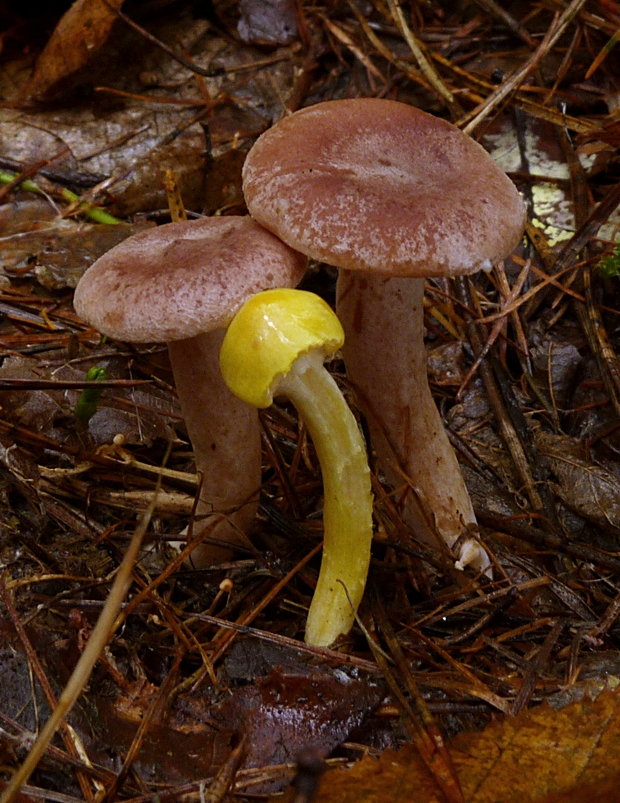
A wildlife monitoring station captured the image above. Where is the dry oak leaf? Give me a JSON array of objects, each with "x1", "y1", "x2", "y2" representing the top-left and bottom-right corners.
[
  {"x1": 277, "y1": 686, "x2": 620, "y2": 803},
  {"x1": 22, "y1": 0, "x2": 125, "y2": 100}
]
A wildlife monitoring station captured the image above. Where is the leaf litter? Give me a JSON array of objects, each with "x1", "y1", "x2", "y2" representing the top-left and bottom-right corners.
[
  {"x1": 2, "y1": 0, "x2": 620, "y2": 802},
  {"x1": 277, "y1": 683, "x2": 620, "y2": 803}
]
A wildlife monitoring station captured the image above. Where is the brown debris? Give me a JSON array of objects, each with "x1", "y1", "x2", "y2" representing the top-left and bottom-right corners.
[{"x1": 2, "y1": 1, "x2": 620, "y2": 802}]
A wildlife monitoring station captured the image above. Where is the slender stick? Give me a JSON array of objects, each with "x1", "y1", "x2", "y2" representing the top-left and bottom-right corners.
[{"x1": 0, "y1": 490, "x2": 160, "y2": 803}]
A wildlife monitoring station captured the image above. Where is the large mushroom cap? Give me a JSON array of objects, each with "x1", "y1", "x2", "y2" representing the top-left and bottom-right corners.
[
  {"x1": 74, "y1": 216, "x2": 307, "y2": 342},
  {"x1": 243, "y1": 99, "x2": 526, "y2": 278}
]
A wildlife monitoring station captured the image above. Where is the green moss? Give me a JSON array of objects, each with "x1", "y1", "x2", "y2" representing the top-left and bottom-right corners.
[
  {"x1": 598, "y1": 245, "x2": 620, "y2": 279},
  {"x1": 75, "y1": 366, "x2": 109, "y2": 422}
]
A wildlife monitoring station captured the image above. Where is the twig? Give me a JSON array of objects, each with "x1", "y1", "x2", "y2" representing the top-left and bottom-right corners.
[
  {"x1": 320, "y1": 15, "x2": 385, "y2": 82},
  {"x1": 472, "y1": 0, "x2": 537, "y2": 48},
  {"x1": 210, "y1": 542, "x2": 323, "y2": 664},
  {"x1": 431, "y1": 50, "x2": 599, "y2": 135},
  {"x1": 0, "y1": 583, "x2": 96, "y2": 803},
  {"x1": 199, "y1": 738, "x2": 246, "y2": 803},
  {"x1": 477, "y1": 512, "x2": 620, "y2": 575},
  {"x1": 454, "y1": 276, "x2": 546, "y2": 516},
  {"x1": 581, "y1": 266, "x2": 620, "y2": 420},
  {"x1": 0, "y1": 468, "x2": 164, "y2": 803},
  {"x1": 511, "y1": 619, "x2": 564, "y2": 715},
  {"x1": 372, "y1": 590, "x2": 466, "y2": 803},
  {"x1": 386, "y1": 0, "x2": 462, "y2": 118},
  {"x1": 343, "y1": 584, "x2": 466, "y2": 802},
  {"x1": 0, "y1": 378, "x2": 151, "y2": 390},
  {"x1": 460, "y1": 0, "x2": 588, "y2": 135},
  {"x1": 456, "y1": 261, "x2": 530, "y2": 399},
  {"x1": 524, "y1": 180, "x2": 620, "y2": 320}
]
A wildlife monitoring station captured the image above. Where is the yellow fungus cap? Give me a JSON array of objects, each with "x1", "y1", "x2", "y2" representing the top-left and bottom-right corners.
[{"x1": 220, "y1": 288, "x2": 344, "y2": 408}]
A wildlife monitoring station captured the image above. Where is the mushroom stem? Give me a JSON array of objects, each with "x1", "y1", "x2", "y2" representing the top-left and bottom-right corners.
[
  {"x1": 169, "y1": 331, "x2": 261, "y2": 565},
  {"x1": 278, "y1": 351, "x2": 373, "y2": 646},
  {"x1": 337, "y1": 270, "x2": 489, "y2": 574},
  {"x1": 73, "y1": 216, "x2": 306, "y2": 569},
  {"x1": 219, "y1": 288, "x2": 374, "y2": 647}
]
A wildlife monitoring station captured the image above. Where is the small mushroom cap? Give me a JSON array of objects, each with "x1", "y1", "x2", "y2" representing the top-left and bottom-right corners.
[
  {"x1": 74, "y1": 217, "x2": 307, "y2": 342},
  {"x1": 243, "y1": 99, "x2": 526, "y2": 278},
  {"x1": 220, "y1": 288, "x2": 344, "y2": 408}
]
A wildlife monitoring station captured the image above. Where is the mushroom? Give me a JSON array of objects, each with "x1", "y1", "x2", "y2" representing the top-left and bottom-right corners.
[
  {"x1": 74, "y1": 216, "x2": 306, "y2": 566},
  {"x1": 242, "y1": 98, "x2": 526, "y2": 574},
  {"x1": 219, "y1": 288, "x2": 373, "y2": 647}
]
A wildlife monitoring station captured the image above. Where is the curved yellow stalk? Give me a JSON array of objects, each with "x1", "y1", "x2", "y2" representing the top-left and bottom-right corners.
[{"x1": 220, "y1": 289, "x2": 373, "y2": 646}]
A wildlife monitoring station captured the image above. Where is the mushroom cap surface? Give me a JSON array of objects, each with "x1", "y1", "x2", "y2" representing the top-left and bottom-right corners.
[
  {"x1": 220, "y1": 288, "x2": 344, "y2": 408},
  {"x1": 243, "y1": 99, "x2": 526, "y2": 278},
  {"x1": 74, "y1": 216, "x2": 307, "y2": 342}
]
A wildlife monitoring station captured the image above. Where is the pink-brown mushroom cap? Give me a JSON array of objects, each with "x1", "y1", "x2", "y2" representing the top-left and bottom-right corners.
[
  {"x1": 243, "y1": 98, "x2": 525, "y2": 277},
  {"x1": 74, "y1": 216, "x2": 307, "y2": 341}
]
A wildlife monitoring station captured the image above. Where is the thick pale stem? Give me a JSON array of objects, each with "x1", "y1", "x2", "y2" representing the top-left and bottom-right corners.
[
  {"x1": 279, "y1": 352, "x2": 373, "y2": 646},
  {"x1": 336, "y1": 271, "x2": 490, "y2": 574},
  {"x1": 169, "y1": 331, "x2": 261, "y2": 566}
]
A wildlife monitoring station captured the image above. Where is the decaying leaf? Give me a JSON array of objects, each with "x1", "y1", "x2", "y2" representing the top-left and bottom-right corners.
[
  {"x1": 0, "y1": 622, "x2": 384, "y2": 794},
  {"x1": 203, "y1": 148, "x2": 247, "y2": 215},
  {"x1": 108, "y1": 129, "x2": 208, "y2": 217},
  {"x1": 3, "y1": 3, "x2": 620, "y2": 801},
  {"x1": 275, "y1": 685, "x2": 620, "y2": 803},
  {"x1": 22, "y1": 0, "x2": 126, "y2": 100},
  {"x1": 427, "y1": 342, "x2": 470, "y2": 387},
  {"x1": 537, "y1": 431, "x2": 620, "y2": 536},
  {"x1": 0, "y1": 202, "x2": 153, "y2": 288},
  {"x1": 238, "y1": 0, "x2": 299, "y2": 45},
  {"x1": 541, "y1": 770, "x2": 620, "y2": 803},
  {"x1": 0, "y1": 355, "x2": 177, "y2": 448}
]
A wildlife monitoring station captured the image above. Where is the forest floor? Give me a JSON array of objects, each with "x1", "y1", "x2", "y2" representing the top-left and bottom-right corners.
[{"x1": 1, "y1": 1, "x2": 620, "y2": 802}]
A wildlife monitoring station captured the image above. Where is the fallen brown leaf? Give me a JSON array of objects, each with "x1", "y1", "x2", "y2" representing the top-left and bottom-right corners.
[
  {"x1": 538, "y1": 431, "x2": 620, "y2": 537},
  {"x1": 274, "y1": 685, "x2": 620, "y2": 803},
  {"x1": 22, "y1": 0, "x2": 125, "y2": 101}
]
